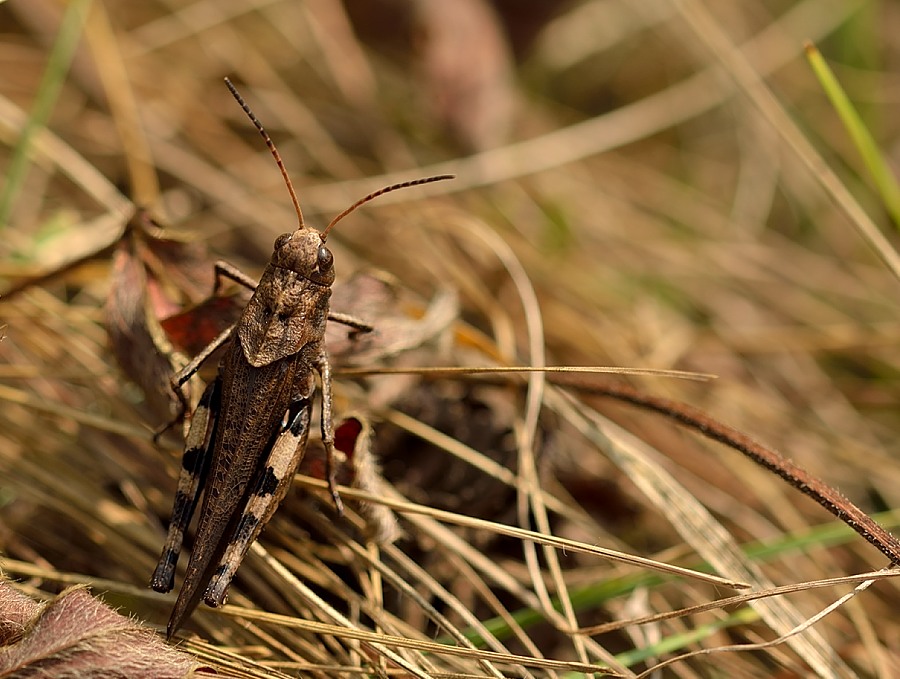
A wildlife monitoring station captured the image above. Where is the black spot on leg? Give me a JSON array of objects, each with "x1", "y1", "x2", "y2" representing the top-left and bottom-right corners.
[
  {"x1": 284, "y1": 400, "x2": 310, "y2": 436},
  {"x1": 182, "y1": 446, "x2": 205, "y2": 474},
  {"x1": 258, "y1": 466, "x2": 279, "y2": 496}
]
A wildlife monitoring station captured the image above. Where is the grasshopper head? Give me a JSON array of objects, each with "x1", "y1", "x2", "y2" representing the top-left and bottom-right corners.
[
  {"x1": 238, "y1": 228, "x2": 334, "y2": 366},
  {"x1": 270, "y1": 229, "x2": 335, "y2": 286}
]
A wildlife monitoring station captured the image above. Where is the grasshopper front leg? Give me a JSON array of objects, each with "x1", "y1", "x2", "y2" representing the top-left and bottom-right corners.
[
  {"x1": 315, "y1": 347, "x2": 343, "y2": 514},
  {"x1": 151, "y1": 376, "x2": 221, "y2": 592},
  {"x1": 204, "y1": 398, "x2": 312, "y2": 607},
  {"x1": 152, "y1": 322, "x2": 235, "y2": 443}
]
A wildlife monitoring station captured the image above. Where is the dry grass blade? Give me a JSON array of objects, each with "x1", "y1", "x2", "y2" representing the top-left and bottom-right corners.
[
  {"x1": 0, "y1": 93, "x2": 131, "y2": 217},
  {"x1": 3, "y1": 1, "x2": 900, "y2": 677},
  {"x1": 337, "y1": 364, "x2": 715, "y2": 380},
  {"x1": 295, "y1": 477, "x2": 747, "y2": 590},
  {"x1": 293, "y1": 0, "x2": 864, "y2": 212}
]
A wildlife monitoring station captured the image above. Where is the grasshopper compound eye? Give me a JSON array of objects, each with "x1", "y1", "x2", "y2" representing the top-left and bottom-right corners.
[{"x1": 316, "y1": 244, "x2": 333, "y2": 271}]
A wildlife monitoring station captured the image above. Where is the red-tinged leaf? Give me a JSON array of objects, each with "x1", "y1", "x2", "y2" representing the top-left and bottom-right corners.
[
  {"x1": 0, "y1": 583, "x2": 41, "y2": 645},
  {"x1": 160, "y1": 292, "x2": 248, "y2": 358},
  {"x1": 0, "y1": 583, "x2": 198, "y2": 678},
  {"x1": 302, "y1": 415, "x2": 399, "y2": 544},
  {"x1": 333, "y1": 417, "x2": 364, "y2": 461}
]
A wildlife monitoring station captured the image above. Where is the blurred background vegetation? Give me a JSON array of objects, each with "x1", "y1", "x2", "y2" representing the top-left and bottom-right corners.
[{"x1": 1, "y1": 0, "x2": 900, "y2": 676}]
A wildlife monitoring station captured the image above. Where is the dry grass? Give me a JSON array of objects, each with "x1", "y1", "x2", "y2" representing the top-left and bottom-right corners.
[{"x1": 2, "y1": 0, "x2": 900, "y2": 676}]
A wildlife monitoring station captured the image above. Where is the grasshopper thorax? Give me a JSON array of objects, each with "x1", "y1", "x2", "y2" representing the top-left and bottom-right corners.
[{"x1": 238, "y1": 228, "x2": 334, "y2": 367}]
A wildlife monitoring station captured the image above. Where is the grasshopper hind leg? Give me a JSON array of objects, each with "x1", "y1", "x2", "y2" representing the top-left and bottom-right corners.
[
  {"x1": 150, "y1": 376, "x2": 221, "y2": 593},
  {"x1": 204, "y1": 399, "x2": 313, "y2": 607}
]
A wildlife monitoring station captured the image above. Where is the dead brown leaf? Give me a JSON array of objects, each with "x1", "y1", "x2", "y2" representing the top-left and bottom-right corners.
[{"x1": 105, "y1": 209, "x2": 216, "y2": 426}]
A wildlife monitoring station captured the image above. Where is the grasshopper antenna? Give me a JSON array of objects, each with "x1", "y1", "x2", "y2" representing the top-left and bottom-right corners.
[
  {"x1": 320, "y1": 174, "x2": 455, "y2": 241},
  {"x1": 224, "y1": 77, "x2": 306, "y2": 229}
]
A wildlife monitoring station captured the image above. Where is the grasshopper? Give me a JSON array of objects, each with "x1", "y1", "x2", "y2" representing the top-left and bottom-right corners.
[{"x1": 150, "y1": 77, "x2": 452, "y2": 638}]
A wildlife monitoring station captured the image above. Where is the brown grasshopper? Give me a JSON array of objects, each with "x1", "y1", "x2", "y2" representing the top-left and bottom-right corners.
[{"x1": 150, "y1": 77, "x2": 452, "y2": 638}]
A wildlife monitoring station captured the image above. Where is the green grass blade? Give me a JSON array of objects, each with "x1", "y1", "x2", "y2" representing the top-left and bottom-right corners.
[
  {"x1": 804, "y1": 41, "x2": 900, "y2": 230},
  {"x1": 0, "y1": 0, "x2": 92, "y2": 230}
]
